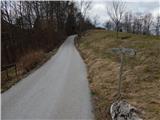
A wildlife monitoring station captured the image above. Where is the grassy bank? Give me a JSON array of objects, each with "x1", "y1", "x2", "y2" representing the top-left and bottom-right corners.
[{"x1": 78, "y1": 30, "x2": 160, "y2": 120}]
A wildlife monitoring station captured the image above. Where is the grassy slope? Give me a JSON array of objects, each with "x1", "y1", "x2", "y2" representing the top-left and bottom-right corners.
[{"x1": 79, "y1": 30, "x2": 160, "y2": 120}]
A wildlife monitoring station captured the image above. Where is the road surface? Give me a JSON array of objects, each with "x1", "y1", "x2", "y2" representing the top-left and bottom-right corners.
[{"x1": 2, "y1": 35, "x2": 93, "y2": 120}]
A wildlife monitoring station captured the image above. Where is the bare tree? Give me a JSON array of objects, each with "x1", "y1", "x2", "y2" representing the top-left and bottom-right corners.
[
  {"x1": 143, "y1": 13, "x2": 153, "y2": 35},
  {"x1": 78, "y1": 0, "x2": 92, "y2": 33},
  {"x1": 155, "y1": 15, "x2": 160, "y2": 36},
  {"x1": 79, "y1": 0, "x2": 92, "y2": 20},
  {"x1": 105, "y1": 20, "x2": 113, "y2": 30},
  {"x1": 93, "y1": 15, "x2": 99, "y2": 26},
  {"x1": 1, "y1": 1, "x2": 13, "y2": 24},
  {"x1": 65, "y1": 2, "x2": 77, "y2": 35},
  {"x1": 123, "y1": 12, "x2": 132, "y2": 33},
  {"x1": 107, "y1": 0, "x2": 126, "y2": 39},
  {"x1": 132, "y1": 13, "x2": 144, "y2": 34},
  {"x1": 53, "y1": 1, "x2": 69, "y2": 31}
]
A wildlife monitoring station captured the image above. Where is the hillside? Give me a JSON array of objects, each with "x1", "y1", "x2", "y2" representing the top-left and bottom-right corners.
[{"x1": 78, "y1": 30, "x2": 160, "y2": 120}]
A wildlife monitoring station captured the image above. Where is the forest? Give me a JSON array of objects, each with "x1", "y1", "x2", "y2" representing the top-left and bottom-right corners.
[{"x1": 1, "y1": 1, "x2": 94, "y2": 67}]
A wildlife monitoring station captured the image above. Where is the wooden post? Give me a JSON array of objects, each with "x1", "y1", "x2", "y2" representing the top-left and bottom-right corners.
[
  {"x1": 6, "y1": 69, "x2": 9, "y2": 80},
  {"x1": 118, "y1": 53, "x2": 124, "y2": 98},
  {"x1": 15, "y1": 64, "x2": 18, "y2": 80},
  {"x1": 111, "y1": 48, "x2": 136, "y2": 99}
]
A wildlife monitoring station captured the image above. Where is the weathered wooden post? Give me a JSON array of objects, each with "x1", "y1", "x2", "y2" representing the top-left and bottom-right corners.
[
  {"x1": 109, "y1": 48, "x2": 142, "y2": 120},
  {"x1": 15, "y1": 64, "x2": 18, "y2": 80},
  {"x1": 111, "y1": 48, "x2": 136, "y2": 98},
  {"x1": 6, "y1": 69, "x2": 9, "y2": 80}
]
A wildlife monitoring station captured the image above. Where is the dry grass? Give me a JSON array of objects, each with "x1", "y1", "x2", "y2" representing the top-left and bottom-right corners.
[
  {"x1": 18, "y1": 50, "x2": 45, "y2": 74},
  {"x1": 79, "y1": 30, "x2": 160, "y2": 120},
  {"x1": 1, "y1": 49, "x2": 57, "y2": 92}
]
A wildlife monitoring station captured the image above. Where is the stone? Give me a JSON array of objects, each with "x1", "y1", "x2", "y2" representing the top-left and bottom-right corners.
[{"x1": 110, "y1": 100, "x2": 142, "y2": 120}]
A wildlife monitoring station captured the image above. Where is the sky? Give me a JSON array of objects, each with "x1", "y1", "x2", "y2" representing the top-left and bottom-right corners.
[{"x1": 84, "y1": 0, "x2": 160, "y2": 27}]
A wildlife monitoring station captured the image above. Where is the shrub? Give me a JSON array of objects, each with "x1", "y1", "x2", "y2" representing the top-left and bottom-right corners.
[{"x1": 18, "y1": 50, "x2": 45, "y2": 73}]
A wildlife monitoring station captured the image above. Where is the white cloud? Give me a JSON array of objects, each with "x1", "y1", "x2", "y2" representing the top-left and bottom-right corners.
[
  {"x1": 152, "y1": 7, "x2": 160, "y2": 17},
  {"x1": 78, "y1": 0, "x2": 159, "y2": 2},
  {"x1": 85, "y1": 0, "x2": 160, "y2": 27}
]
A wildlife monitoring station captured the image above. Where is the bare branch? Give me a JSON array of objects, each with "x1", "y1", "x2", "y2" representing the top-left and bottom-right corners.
[{"x1": 106, "y1": 0, "x2": 126, "y2": 38}]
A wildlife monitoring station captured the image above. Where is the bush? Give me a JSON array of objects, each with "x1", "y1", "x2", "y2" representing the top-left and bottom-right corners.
[{"x1": 18, "y1": 50, "x2": 45, "y2": 73}]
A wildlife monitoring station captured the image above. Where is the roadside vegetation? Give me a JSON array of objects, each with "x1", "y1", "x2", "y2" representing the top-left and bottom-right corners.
[
  {"x1": 79, "y1": 29, "x2": 160, "y2": 120},
  {"x1": 1, "y1": 49, "x2": 58, "y2": 92}
]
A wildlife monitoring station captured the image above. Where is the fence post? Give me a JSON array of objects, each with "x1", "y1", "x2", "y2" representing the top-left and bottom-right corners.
[
  {"x1": 6, "y1": 69, "x2": 9, "y2": 80},
  {"x1": 15, "y1": 64, "x2": 18, "y2": 80}
]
